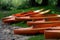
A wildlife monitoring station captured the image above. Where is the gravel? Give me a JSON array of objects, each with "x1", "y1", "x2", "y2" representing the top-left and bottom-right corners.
[{"x1": 0, "y1": 20, "x2": 31, "y2": 40}]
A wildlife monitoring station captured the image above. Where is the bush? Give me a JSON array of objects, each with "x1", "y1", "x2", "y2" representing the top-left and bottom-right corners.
[
  {"x1": 0, "y1": 0, "x2": 30, "y2": 10},
  {"x1": 35, "y1": 0, "x2": 42, "y2": 4},
  {"x1": 0, "y1": 0, "x2": 58, "y2": 10},
  {"x1": 48, "y1": 0, "x2": 58, "y2": 6}
]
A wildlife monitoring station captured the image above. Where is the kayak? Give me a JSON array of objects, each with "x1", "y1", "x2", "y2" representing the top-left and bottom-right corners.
[
  {"x1": 14, "y1": 27, "x2": 51, "y2": 34},
  {"x1": 44, "y1": 30, "x2": 60, "y2": 39},
  {"x1": 14, "y1": 26, "x2": 60, "y2": 35},
  {"x1": 27, "y1": 21, "x2": 60, "y2": 28}
]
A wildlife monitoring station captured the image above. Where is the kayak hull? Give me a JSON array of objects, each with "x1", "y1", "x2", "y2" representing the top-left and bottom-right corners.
[
  {"x1": 44, "y1": 30, "x2": 60, "y2": 39},
  {"x1": 14, "y1": 27, "x2": 51, "y2": 34}
]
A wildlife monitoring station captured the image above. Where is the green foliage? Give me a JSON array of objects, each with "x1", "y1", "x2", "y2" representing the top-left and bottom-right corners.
[
  {"x1": 35, "y1": 0, "x2": 58, "y2": 6},
  {"x1": 0, "y1": 0, "x2": 10, "y2": 5},
  {"x1": 11, "y1": 0, "x2": 26, "y2": 8},
  {"x1": 0, "y1": 0, "x2": 59, "y2": 10},
  {"x1": 35, "y1": 0, "x2": 42, "y2": 4},
  {"x1": 18, "y1": 0, "x2": 30, "y2": 9},
  {"x1": 0, "y1": 0, "x2": 12, "y2": 10},
  {"x1": 28, "y1": 34, "x2": 44, "y2": 40},
  {"x1": 12, "y1": 21, "x2": 28, "y2": 28},
  {"x1": 0, "y1": 0, "x2": 30, "y2": 10},
  {"x1": 48, "y1": 0, "x2": 58, "y2": 6}
]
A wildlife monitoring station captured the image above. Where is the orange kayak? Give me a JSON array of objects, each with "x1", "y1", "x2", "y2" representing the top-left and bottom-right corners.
[
  {"x1": 14, "y1": 27, "x2": 51, "y2": 34},
  {"x1": 14, "y1": 27, "x2": 38, "y2": 35},
  {"x1": 14, "y1": 26, "x2": 60, "y2": 35},
  {"x1": 16, "y1": 14, "x2": 60, "y2": 21},
  {"x1": 27, "y1": 21, "x2": 60, "y2": 28},
  {"x1": 2, "y1": 16, "x2": 17, "y2": 23},
  {"x1": 27, "y1": 20, "x2": 45, "y2": 26},
  {"x1": 44, "y1": 30, "x2": 60, "y2": 39},
  {"x1": 13, "y1": 11, "x2": 38, "y2": 17},
  {"x1": 15, "y1": 10, "x2": 50, "y2": 20},
  {"x1": 13, "y1": 10, "x2": 50, "y2": 21}
]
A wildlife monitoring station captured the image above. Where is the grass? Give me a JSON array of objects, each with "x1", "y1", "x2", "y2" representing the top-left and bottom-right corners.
[
  {"x1": 11, "y1": 21, "x2": 28, "y2": 28},
  {"x1": 0, "y1": 6, "x2": 60, "y2": 40},
  {"x1": 28, "y1": 34, "x2": 44, "y2": 40}
]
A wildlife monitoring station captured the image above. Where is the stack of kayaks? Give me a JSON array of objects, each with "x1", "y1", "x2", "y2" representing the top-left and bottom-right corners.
[
  {"x1": 2, "y1": 9, "x2": 60, "y2": 38},
  {"x1": 2, "y1": 9, "x2": 50, "y2": 23}
]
